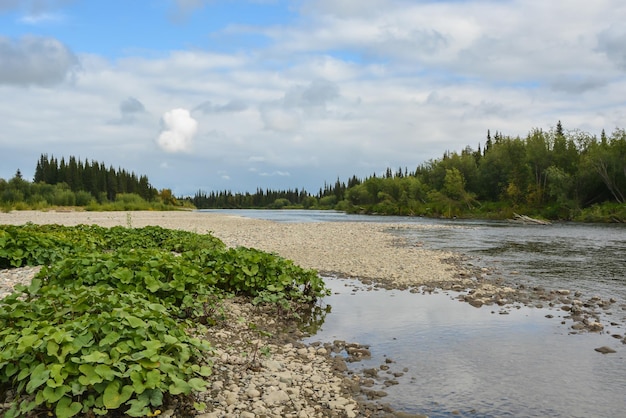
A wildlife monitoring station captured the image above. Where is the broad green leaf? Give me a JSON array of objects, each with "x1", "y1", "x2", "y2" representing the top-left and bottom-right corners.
[
  {"x1": 144, "y1": 276, "x2": 161, "y2": 293},
  {"x1": 140, "y1": 388, "x2": 163, "y2": 407},
  {"x1": 95, "y1": 364, "x2": 116, "y2": 380},
  {"x1": 25, "y1": 363, "x2": 50, "y2": 394},
  {"x1": 42, "y1": 385, "x2": 70, "y2": 403},
  {"x1": 55, "y1": 396, "x2": 82, "y2": 418},
  {"x1": 78, "y1": 364, "x2": 103, "y2": 386},
  {"x1": 47, "y1": 340, "x2": 59, "y2": 357},
  {"x1": 112, "y1": 268, "x2": 134, "y2": 284},
  {"x1": 147, "y1": 303, "x2": 167, "y2": 313},
  {"x1": 81, "y1": 351, "x2": 110, "y2": 363},
  {"x1": 168, "y1": 376, "x2": 191, "y2": 395},
  {"x1": 197, "y1": 365, "x2": 212, "y2": 377},
  {"x1": 130, "y1": 370, "x2": 147, "y2": 394},
  {"x1": 125, "y1": 315, "x2": 146, "y2": 328},
  {"x1": 73, "y1": 332, "x2": 94, "y2": 349},
  {"x1": 144, "y1": 369, "x2": 161, "y2": 389},
  {"x1": 17, "y1": 334, "x2": 39, "y2": 352},
  {"x1": 99, "y1": 331, "x2": 121, "y2": 347},
  {"x1": 162, "y1": 334, "x2": 178, "y2": 345},
  {"x1": 125, "y1": 399, "x2": 150, "y2": 417},
  {"x1": 103, "y1": 381, "x2": 134, "y2": 409},
  {"x1": 188, "y1": 377, "x2": 208, "y2": 391},
  {"x1": 141, "y1": 339, "x2": 163, "y2": 353},
  {"x1": 48, "y1": 363, "x2": 68, "y2": 387}
]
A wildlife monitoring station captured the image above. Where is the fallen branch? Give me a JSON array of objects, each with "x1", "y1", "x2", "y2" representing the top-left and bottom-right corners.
[{"x1": 511, "y1": 213, "x2": 551, "y2": 225}]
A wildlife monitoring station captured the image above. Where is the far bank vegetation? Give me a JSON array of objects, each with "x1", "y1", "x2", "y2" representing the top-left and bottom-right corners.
[{"x1": 2, "y1": 122, "x2": 625, "y2": 222}]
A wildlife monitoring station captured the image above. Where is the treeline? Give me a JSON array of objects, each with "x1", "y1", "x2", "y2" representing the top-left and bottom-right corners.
[
  {"x1": 34, "y1": 154, "x2": 157, "y2": 201},
  {"x1": 0, "y1": 155, "x2": 185, "y2": 211},
  {"x1": 192, "y1": 122, "x2": 626, "y2": 222},
  {"x1": 191, "y1": 176, "x2": 362, "y2": 209}
]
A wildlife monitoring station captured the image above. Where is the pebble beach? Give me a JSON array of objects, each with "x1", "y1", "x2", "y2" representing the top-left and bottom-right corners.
[{"x1": 1, "y1": 210, "x2": 473, "y2": 417}]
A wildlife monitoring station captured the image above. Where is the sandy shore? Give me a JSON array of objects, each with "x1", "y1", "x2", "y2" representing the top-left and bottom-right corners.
[{"x1": 0, "y1": 210, "x2": 470, "y2": 289}]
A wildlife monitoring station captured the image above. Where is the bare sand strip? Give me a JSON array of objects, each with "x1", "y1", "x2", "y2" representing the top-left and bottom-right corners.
[{"x1": 0, "y1": 210, "x2": 470, "y2": 289}]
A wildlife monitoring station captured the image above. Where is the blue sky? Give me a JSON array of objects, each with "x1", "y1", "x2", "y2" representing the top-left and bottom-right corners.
[{"x1": 1, "y1": 0, "x2": 626, "y2": 196}]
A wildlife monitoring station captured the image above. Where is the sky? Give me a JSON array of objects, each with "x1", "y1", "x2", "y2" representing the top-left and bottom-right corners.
[{"x1": 1, "y1": 0, "x2": 626, "y2": 196}]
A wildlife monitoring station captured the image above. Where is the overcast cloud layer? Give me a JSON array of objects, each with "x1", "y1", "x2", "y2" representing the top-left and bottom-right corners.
[{"x1": 1, "y1": 0, "x2": 625, "y2": 195}]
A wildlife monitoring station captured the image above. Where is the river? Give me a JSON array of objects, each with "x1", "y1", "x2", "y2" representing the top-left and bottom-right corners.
[{"x1": 200, "y1": 209, "x2": 626, "y2": 417}]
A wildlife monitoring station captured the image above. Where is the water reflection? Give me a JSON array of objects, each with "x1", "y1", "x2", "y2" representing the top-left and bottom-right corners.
[{"x1": 306, "y1": 277, "x2": 626, "y2": 417}]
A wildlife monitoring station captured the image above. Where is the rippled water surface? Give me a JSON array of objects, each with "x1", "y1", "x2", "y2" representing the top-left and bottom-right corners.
[{"x1": 201, "y1": 210, "x2": 626, "y2": 416}]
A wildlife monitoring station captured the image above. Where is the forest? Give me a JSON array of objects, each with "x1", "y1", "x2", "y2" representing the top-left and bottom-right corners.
[
  {"x1": 0, "y1": 155, "x2": 183, "y2": 211},
  {"x1": 1, "y1": 122, "x2": 625, "y2": 221},
  {"x1": 191, "y1": 122, "x2": 626, "y2": 222}
]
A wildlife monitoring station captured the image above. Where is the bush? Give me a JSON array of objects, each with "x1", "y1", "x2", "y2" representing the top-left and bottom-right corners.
[{"x1": 75, "y1": 191, "x2": 93, "y2": 206}]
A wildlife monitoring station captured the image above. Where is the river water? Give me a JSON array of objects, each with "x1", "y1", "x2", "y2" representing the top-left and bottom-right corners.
[{"x1": 201, "y1": 209, "x2": 626, "y2": 417}]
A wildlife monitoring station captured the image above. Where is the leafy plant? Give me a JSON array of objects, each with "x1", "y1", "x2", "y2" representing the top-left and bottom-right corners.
[
  {"x1": 0, "y1": 223, "x2": 329, "y2": 416},
  {"x1": 0, "y1": 285, "x2": 211, "y2": 417}
]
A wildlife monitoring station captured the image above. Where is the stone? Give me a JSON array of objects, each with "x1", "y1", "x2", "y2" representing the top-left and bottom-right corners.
[
  {"x1": 594, "y1": 346, "x2": 616, "y2": 354},
  {"x1": 246, "y1": 388, "x2": 261, "y2": 398},
  {"x1": 263, "y1": 359, "x2": 283, "y2": 371},
  {"x1": 263, "y1": 389, "x2": 290, "y2": 405}
]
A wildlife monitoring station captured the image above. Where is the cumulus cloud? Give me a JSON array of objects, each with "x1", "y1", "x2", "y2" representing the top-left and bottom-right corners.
[
  {"x1": 0, "y1": 35, "x2": 78, "y2": 86},
  {"x1": 156, "y1": 108, "x2": 198, "y2": 153}
]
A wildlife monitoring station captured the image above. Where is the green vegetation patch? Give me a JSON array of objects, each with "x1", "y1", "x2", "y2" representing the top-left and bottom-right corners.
[{"x1": 0, "y1": 224, "x2": 328, "y2": 417}]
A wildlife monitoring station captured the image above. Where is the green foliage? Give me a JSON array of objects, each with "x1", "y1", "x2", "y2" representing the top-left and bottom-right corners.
[
  {"x1": 0, "y1": 286, "x2": 210, "y2": 417},
  {"x1": 184, "y1": 123, "x2": 626, "y2": 222},
  {"x1": 0, "y1": 224, "x2": 328, "y2": 416}
]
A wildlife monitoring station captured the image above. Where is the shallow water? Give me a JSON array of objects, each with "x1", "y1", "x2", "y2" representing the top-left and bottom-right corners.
[
  {"x1": 201, "y1": 210, "x2": 626, "y2": 416},
  {"x1": 307, "y1": 278, "x2": 626, "y2": 417}
]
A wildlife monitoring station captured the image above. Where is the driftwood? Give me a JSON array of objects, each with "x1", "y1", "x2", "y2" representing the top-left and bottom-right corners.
[{"x1": 511, "y1": 213, "x2": 551, "y2": 225}]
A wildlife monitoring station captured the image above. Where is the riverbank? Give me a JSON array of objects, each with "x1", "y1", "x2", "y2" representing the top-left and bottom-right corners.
[
  {"x1": 1, "y1": 210, "x2": 469, "y2": 417},
  {"x1": 1, "y1": 210, "x2": 620, "y2": 334},
  {"x1": 0, "y1": 210, "x2": 470, "y2": 288},
  {"x1": 1, "y1": 210, "x2": 622, "y2": 417}
]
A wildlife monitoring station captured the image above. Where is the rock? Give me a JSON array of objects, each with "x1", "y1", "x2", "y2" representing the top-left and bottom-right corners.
[
  {"x1": 263, "y1": 359, "x2": 283, "y2": 371},
  {"x1": 363, "y1": 368, "x2": 378, "y2": 378},
  {"x1": 246, "y1": 388, "x2": 261, "y2": 398},
  {"x1": 224, "y1": 392, "x2": 238, "y2": 406},
  {"x1": 594, "y1": 346, "x2": 616, "y2": 354},
  {"x1": 263, "y1": 389, "x2": 290, "y2": 405},
  {"x1": 468, "y1": 299, "x2": 484, "y2": 308}
]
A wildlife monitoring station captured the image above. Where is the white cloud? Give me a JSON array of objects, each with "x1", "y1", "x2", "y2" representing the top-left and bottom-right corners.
[{"x1": 156, "y1": 108, "x2": 198, "y2": 153}]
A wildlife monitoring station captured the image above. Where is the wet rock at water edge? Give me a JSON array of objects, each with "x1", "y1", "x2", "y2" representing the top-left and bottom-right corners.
[
  {"x1": 363, "y1": 368, "x2": 379, "y2": 378},
  {"x1": 362, "y1": 389, "x2": 388, "y2": 400},
  {"x1": 594, "y1": 346, "x2": 616, "y2": 354}
]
